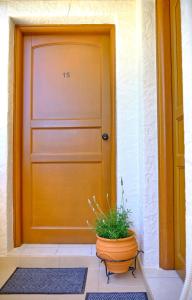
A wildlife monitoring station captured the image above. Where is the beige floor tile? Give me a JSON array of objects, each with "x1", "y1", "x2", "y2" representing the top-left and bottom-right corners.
[
  {"x1": 0, "y1": 257, "x2": 19, "y2": 268},
  {"x1": 143, "y1": 267, "x2": 180, "y2": 278},
  {"x1": 21, "y1": 247, "x2": 58, "y2": 256},
  {"x1": 46, "y1": 295, "x2": 84, "y2": 300},
  {"x1": 85, "y1": 268, "x2": 99, "y2": 292},
  {"x1": 57, "y1": 244, "x2": 93, "y2": 249},
  {"x1": 0, "y1": 295, "x2": 86, "y2": 300},
  {"x1": 18, "y1": 257, "x2": 60, "y2": 268},
  {"x1": 0, "y1": 296, "x2": 47, "y2": 300},
  {"x1": 98, "y1": 285, "x2": 147, "y2": 293},
  {"x1": 8, "y1": 245, "x2": 94, "y2": 257},
  {"x1": 98, "y1": 263, "x2": 146, "y2": 292},
  {"x1": 22, "y1": 244, "x2": 60, "y2": 248},
  {"x1": 8, "y1": 246, "x2": 58, "y2": 257},
  {"x1": 56, "y1": 247, "x2": 91, "y2": 256},
  {"x1": 0, "y1": 267, "x2": 16, "y2": 288},
  {"x1": 59, "y1": 256, "x2": 99, "y2": 269},
  {"x1": 147, "y1": 277, "x2": 183, "y2": 300},
  {"x1": 7, "y1": 248, "x2": 25, "y2": 256},
  {"x1": 0, "y1": 249, "x2": 148, "y2": 299},
  {"x1": 91, "y1": 245, "x2": 96, "y2": 256}
]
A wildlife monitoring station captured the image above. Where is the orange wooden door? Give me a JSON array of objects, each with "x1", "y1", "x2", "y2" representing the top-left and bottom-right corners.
[
  {"x1": 22, "y1": 32, "x2": 113, "y2": 243},
  {"x1": 170, "y1": 0, "x2": 186, "y2": 279}
]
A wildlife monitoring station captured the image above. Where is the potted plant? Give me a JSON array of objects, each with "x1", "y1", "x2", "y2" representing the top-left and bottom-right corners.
[{"x1": 87, "y1": 178, "x2": 138, "y2": 274}]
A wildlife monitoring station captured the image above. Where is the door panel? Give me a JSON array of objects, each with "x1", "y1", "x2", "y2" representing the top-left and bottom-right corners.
[
  {"x1": 22, "y1": 33, "x2": 112, "y2": 243},
  {"x1": 32, "y1": 128, "x2": 101, "y2": 154},
  {"x1": 32, "y1": 43, "x2": 101, "y2": 120},
  {"x1": 170, "y1": 0, "x2": 186, "y2": 279},
  {"x1": 32, "y1": 163, "x2": 102, "y2": 227}
]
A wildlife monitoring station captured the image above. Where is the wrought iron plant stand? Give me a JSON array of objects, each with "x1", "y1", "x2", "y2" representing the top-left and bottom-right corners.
[{"x1": 96, "y1": 250, "x2": 144, "y2": 283}]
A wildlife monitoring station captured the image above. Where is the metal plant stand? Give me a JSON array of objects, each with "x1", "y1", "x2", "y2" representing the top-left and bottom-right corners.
[{"x1": 96, "y1": 250, "x2": 144, "y2": 283}]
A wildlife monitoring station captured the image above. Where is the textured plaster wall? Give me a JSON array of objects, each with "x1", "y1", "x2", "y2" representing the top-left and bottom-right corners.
[
  {"x1": 137, "y1": 0, "x2": 158, "y2": 268},
  {"x1": 0, "y1": 0, "x2": 158, "y2": 268},
  {"x1": 0, "y1": 3, "x2": 9, "y2": 254}
]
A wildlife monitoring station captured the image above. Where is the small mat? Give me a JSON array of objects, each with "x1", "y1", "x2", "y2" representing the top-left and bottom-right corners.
[
  {"x1": 0, "y1": 267, "x2": 88, "y2": 294},
  {"x1": 86, "y1": 292, "x2": 148, "y2": 300}
]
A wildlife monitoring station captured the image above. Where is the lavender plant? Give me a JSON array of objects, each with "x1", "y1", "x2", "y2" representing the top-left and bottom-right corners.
[{"x1": 87, "y1": 178, "x2": 132, "y2": 239}]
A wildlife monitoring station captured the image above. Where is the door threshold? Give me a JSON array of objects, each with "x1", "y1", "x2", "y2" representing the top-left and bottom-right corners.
[{"x1": 8, "y1": 244, "x2": 96, "y2": 257}]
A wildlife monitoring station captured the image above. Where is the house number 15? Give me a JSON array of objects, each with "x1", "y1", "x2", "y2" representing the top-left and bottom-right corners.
[{"x1": 63, "y1": 72, "x2": 71, "y2": 78}]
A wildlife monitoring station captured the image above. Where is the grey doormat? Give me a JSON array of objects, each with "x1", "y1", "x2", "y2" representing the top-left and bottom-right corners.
[
  {"x1": 0, "y1": 267, "x2": 88, "y2": 294},
  {"x1": 86, "y1": 292, "x2": 148, "y2": 300}
]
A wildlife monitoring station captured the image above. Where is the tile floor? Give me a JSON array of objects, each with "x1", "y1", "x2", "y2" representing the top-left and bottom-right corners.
[
  {"x1": 0, "y1": 245, "x2": 148, "y2": 300},
  {"x1": 142, "y1": 267, "x2": 184, "y2": 300}
]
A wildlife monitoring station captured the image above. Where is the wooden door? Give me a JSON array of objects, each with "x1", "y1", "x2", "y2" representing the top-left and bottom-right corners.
[
  {"x1": 22, "y1": 32, "x2": 113, "y2": 243},
  {"x1": 170, "y1": 0, "x2": 186, "y2": 279}
]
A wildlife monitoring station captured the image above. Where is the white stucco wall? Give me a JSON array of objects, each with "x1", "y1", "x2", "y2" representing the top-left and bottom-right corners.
[
  {"x1": 0, "y1": 0, "x2": 158, "y2": 268},
  {"x1": 0, "y1": 2, "x2": 13, "y2": 253},
  {"x1": 137, "y1": 0, "x2": 158, "y2": 268}
]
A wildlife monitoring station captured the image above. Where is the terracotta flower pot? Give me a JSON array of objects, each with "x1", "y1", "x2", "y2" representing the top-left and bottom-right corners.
[{"x1": 96, "y1": 230, "x2": 138, "y2": 273}]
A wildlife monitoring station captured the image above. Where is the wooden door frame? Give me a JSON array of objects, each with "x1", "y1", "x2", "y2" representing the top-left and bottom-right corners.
[
  {"x1": 156, "y1": 0, "x2": 175, "y2": 269},
  {"x1": 13, "y1": 24, "x2": 116, "y2": 247}
]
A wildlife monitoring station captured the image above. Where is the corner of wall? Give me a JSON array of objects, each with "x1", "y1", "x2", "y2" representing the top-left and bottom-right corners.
[
  {"x1": 0, "y1": 9, "x2": 11, "y2": 255},
  {"x1": 136, "y1": 0, "x2": 159, "y2": 268}
]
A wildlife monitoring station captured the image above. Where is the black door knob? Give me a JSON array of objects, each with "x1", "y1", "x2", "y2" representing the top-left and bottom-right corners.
[{"x1": 102, "y1": 133, "x2": 109, "y2": 140}]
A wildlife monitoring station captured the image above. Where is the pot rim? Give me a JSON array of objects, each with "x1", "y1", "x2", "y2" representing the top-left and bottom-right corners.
[{"x1": 96, "y1": 229, "x2": 135, "y2": 242}]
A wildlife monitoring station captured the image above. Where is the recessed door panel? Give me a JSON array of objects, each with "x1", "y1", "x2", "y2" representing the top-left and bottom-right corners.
[
  {"x1": 32, "y1": 128, "x2": 101, "y2": 154},
  {"x1": 32, "y1": 43, "x2": 101, "y2": 120},
  {"x1": 31, "y1": 163, "x2": 102, "y2": 227}
]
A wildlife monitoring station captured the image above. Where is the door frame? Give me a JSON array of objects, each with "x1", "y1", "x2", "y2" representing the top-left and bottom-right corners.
[
  {"x1": 13, "y1": 24, "x2": 116, "y2": 247},
  {"x1": 156, "y1": 0, "x2": 178, "y2": 269}
]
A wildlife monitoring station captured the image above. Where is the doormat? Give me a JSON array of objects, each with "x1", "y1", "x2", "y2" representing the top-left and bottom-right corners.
[
  {"x1": 86, "y1": 292, "x2": 148, "y2": 300},
  {"x1": 0, "y1": 267, "x2": 88, "y2": 294}
]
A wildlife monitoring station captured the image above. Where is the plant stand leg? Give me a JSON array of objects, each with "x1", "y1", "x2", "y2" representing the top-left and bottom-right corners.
[
  {"x1": 96, "y1": 250, "x2": 144, "y2": 284},
  {"x1": 128, "y1": 258, "x2": 137, "y2": 278},
  {"x1": 129, "y1": 250, "x2": 144, "y2": 278},
  {"x1": 103, "y1": 260, "x2": 113, "y2": 284}
]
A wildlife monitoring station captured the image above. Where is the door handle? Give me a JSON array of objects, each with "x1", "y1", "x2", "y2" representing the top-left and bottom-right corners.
[{"x1": 102, "y1": 133, "x2": 109, "y2": 140}]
